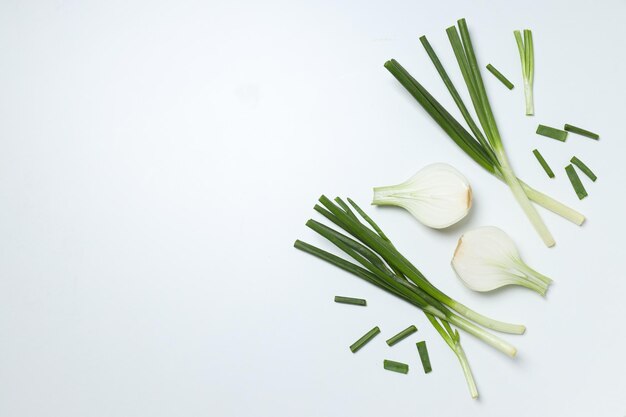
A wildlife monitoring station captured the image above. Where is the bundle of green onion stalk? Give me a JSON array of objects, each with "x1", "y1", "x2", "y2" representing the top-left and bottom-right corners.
[
  {"x1": 384, "y1": 18, "x2": 584, "y2": 247},
  {"x1": 295, "y1": 196, "x2": 524, "y2": 399}
]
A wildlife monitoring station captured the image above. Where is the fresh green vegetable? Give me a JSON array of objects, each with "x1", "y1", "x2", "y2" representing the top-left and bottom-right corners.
[
  {"x1": 334, "y1": 296, "x2": 367, "y2": 306},
  {"x1": 570, "y1": 157, "x2": 597, "y2": 181},
  {"x1": 372, "y1": 163, "x2": 472, "y2": 229},
  {"x1": 388, "y1": 20, "x2": 585, "y2": 247},
  {"x1": 349, "y1": 326, "x2": 381, "y2": 353},
  {"x1": 564, "y1": 124, "x2": 599, "y2": 140},
  {"x1": 514, "y1": 29, "x2": 534, "y2": 115},
  {"x1": 452, "y1": 226, "x2": 553, "y2": 296},
  {"x1": 536, "y1": 125, "x2": 568, "y2": 142},
  {"x1": 565, "y1": 164, "x2": 588, "y2": 200},
  {"x1": 416, "y1": 341, "x2": 432, "y2": 373},
  {"x1": 386, "y1": 325, "x2": 418, "y2": 346},
  {"x1": 486, "y1": 64, "x2": 514, "y2": 89},
  {"x1": 383, "y1": 359, "x2": 409, "y2": 374},
  {"x1": 295, "y1": 196, "x2": 524, "y2": 398},
  {"x1": 532, "y1": 149, "x2": 555, "y2": 178}
]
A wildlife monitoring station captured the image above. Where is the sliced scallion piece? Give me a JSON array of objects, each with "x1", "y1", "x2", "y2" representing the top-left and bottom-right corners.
[
  {"x1": 416, "y1": 341, "x2": 432, "y2": 373},
  {"x1": 570, "y1": 157, "x2": 597, "y2": 182},
  {"x1": 486, "y1": 64, "x2": 514, "y2": 90},
  {"x1": 536, "y1": 125, "x2": 568, "y2": 142},
  {"x1": 386, "y1": 325, "x2": 418, "y2": 346},
  {"x1": 383, "y1": 359, "x2": 409, "y2": 374},
  {"x1": 532, "y1": 149, "x2": 554, "y2": 178},
  {"x1": 349, "y1": 326, "x2": 380, "y2": 353},
  {"x1": 564, "y1": 124, "x2": 599, "y2": 140},
  {"x1": 514, "y1": 29, "x2": 534, "y2": 115},
  {"x1": 565, "y1": 165, "x2": 587, "y2": 200},
  {"x1": 334, "y1": 296, "x2": 367, "y2": 306}
]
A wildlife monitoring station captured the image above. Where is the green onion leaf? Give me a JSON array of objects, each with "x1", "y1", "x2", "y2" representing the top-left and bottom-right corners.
[
  {"x1": 334, "y1": 296, "x2": 367, "y2": 306},
  {"x1": 486, "y1": 64, "x2": 514, "y2": 90},
  {"x1": 416, "y1": 341, "x2": 432, "y2": 373},
  {"x1": 532, "y1": 149, "x2": 554, "y2": 178},
  {"x1": 383, "y1": 359, "x2": 409, "y2": 374},
  {"x1": 536, "y1": 125, "x2": 568, "y2": 142},
  {"x1": 565, "y1": 165, "x2": 588, "y2": 200},
  {"x1": 349, "y1": 326, "x2": 381, "y2": 353},
  {"x1": 570, "y1": 157, "x2": 597, "y2": 182},
  {"x1": 386, "y1": 325, "x2": 418, "y2": 346},
  {"x1": 564, "y1": 124, "x2": 599, "y2": 140}
]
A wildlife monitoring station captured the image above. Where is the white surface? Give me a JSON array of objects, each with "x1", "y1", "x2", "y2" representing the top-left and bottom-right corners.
[{"x1": 0, "y1": 0, "x2": 624, "y2": 416}]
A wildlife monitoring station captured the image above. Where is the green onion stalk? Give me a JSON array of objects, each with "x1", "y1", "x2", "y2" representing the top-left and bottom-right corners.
[
  {"x1": 385, "y1": 19, "x2": 584, "y2": 247},
  {"x1": 295, "y1": 196, "x2": 523, "y2": 398},
  {"x1": 514, "y1": 29, "x2": 534, "y2": 115}
]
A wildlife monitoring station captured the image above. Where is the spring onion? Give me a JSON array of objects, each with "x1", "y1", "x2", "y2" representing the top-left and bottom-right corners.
[
  {"x1": 388, "y1": 19, "x2": 585, "y2": 247},
  {"x1": 532, "y1": 149, "x2": 554, "y2": 178},
  {"x1": 416, "y1": 341, "x2": 432, "y2": 373},
  {"x1": 570, "y1": 157, "x2": 597, "y2": 181},
  {"x1": 383, "y1": 359, "x2": 409, "y2": 374},
  {"x1": 565, "y1": 164, "x2": 588, "y2": 200},
  {"x1": 564, "y1": 124, "x2": 599, "y2": 140},
  {"x1": 536, "y1": 125, "x2": 568, "y2": 142},
  {"x1": 334, "y1": 296, "x2": 367, "y2": 306},
  {"x1": 386, "y1": 325, "x2": 418, "y2": 346},
  {"x1": 514, "y1": 29, "x2": 534, "y2": 115},
  {"x1": 372, "y1": 163, "x2": 472, "y2": 229},
  {"x1": 452, "y1": 226, "x2": 553, "y2": 296},
  {"x1": 486, "y1": 64, "x2": 514, "y2": 90},
  {"x1": 349, "y1": 326, "x2": 381, "y2": 353},
  {"x1": 295, "y1": 196, "x2": 525, "y2": 398}
]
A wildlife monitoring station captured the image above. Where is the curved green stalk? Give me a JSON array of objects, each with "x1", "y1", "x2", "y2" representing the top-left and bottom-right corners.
[{"x1": 425, "y1": 313, "x2": 478, "y2": 399}]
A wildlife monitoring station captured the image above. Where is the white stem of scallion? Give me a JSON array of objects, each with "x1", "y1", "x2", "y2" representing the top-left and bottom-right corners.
[
  {"x1": 454, "y1": 342, "x2": 478, "y2": 399},
  {"x1": 496, "y1": 148, "x2": 555, "y2": 247}
]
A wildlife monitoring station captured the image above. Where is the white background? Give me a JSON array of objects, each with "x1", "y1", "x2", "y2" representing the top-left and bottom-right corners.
[{"x1": 1, "y1": 0, "x2": 624, "y2": 416}]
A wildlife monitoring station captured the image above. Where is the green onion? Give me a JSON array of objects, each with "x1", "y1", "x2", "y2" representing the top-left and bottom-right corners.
[
  {"x1": 536, "y1": 125, "x2": 568, "y2": 142},
  {"x1": 514, "y1": 29, "x2": 534, "y2": 115},
  {"x1": 349, "y1": 326, "x2": 381, "y2": 353},
  {"x1": 416, "y1": 341, "x2": 432, "y2": 373},
  {"x1": 295, "y1": 196, "x2": 523, "y2": 398},
  {"x1": 334, "y1": 296, "x2": 367, "y2": 306},
  {"x1": 486, "y1": 64, "x2": 514, "y2": 90},
  {"x1": 386, "y1": 325, "x2": 418, "y2": 346},
  {"x1": 384, "y1": 58, "x2": 584, "y2": 227},
  {"x1": 532, "y1": 149, "x2": 555, "y2": 178},
  {"x1": 570, "y1": 157, "x2": 597, "y2": 182},
  {"x1": 383, "y1": 359, "x2": 409, "y2": 374},
  {"x1": 564, "y1": 124, "x2": 599, "y2": 140},
  {"x1": 386, "y1": 19, "x2": 584, "y2": 247},
  {"x1": 565, "y1": 165, "x2": 587, "y2": 200}
]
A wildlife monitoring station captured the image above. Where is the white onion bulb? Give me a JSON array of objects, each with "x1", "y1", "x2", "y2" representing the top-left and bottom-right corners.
[
  {"x1": 451, "y1": 226, "x2": 552, "y2": 296},
  {"x1": 372, "y1": 163, "x2": 472, "y2": 229}
]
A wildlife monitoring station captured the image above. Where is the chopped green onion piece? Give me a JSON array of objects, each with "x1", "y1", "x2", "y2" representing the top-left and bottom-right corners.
[
  {"x1": 386, "y1": 325, "x2": 418, "y2": 346},
  {"x1": 334, "y1": 296, "x2": 367, "y2": 306},
  {"x1": 564, "y1": 124, "x2": 599, "y2": 140},
  {"x1": 514, "y1": 29, "x2": 534, "y2": 115},
  {"x1": 536, "y1": 125, "x2": 568, "y2": 142},
  {"x1": 349, "y1": 326, "x2": 380, "y2": 353},
  {"x1": 565, "y1": 165, "x2": 587, "y2": 200},
  {"x1": 570, "y1": 157, "x2": 597, "y2": 182},
  {"x1": 485, "y1": 64, "x2": 514, "y2": 90},
  {"x1": 416, "y1": 341, "x2": 432, "y2": 373},
  {"x1": 532, "y1": 149, "x2": 554, "y2": 178},
  {"x1": 383, "y1": 359, "x2": 409, "y2": 374}
]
